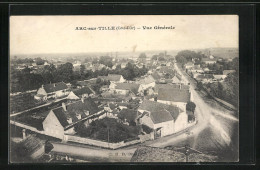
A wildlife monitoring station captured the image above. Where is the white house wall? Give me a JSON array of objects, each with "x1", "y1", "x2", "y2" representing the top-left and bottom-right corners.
[
  {"x1": 174, "y1": 112, "x2": 188, "y2": 133},
  {"x1": 43, "y1": 110, "x2": 65, "y2": 139}
]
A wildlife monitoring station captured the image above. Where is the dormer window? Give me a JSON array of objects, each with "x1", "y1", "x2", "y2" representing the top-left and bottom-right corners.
[
  {"x1": 67, "y1": 118, "x2": 72, "y2": 124},
  {"x1": 76, "y1": 114, "x2": 81, "y2": 120}
]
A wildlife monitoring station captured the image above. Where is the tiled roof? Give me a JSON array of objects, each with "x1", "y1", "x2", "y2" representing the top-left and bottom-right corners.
[
  {"x1": 154, "y1": 84, "x2": 189, "y2": 93},
  {"x1": 43, "y1": 82, "x2": 68, "y2": 93},
  {"x1": 139, "y1": 100, "x2": 181, "y2": 123},
  {"x1": 151, "y1": 72, "x2": 162, "y2": 80},
  {"x1": 137, "y1": 75, "x2": 155, "y2": 84},
  {"x1": 158, "y1": 88, "x2": 190, "y2": 103},
  {"x1": 76, "y1": 80, "x2": 89, "y2": 87},
  {"x1": 52, "y1": 98, "x2": 100, "y2": 127},
  {"x1": 118, "y1": 109, "x2": 138, "y2": 122},
  {"x1": 196, "y1": 74, "x2": 214, "y2": 80},
  {"x1": 115, "y1": 83, "x2": 140, "y2": 94},
  {"x1": 18, "y1": 135, "x2": 44, "y2": 156},
  {"x1": 73, "y1": 87, "x2": 93, "y2": 96},
  {"x1": 99, "y1": 74, "x2": 123, "y2": 81}
]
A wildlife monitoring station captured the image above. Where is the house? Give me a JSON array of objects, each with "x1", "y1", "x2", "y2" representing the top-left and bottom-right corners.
[
  {"x1": 213, "y1": 75, "x2": 227, "y2": 82},
  {"x1": 223, "y1": 70, "x2": 235, "y2": 75},
  {"x1": 201, "y1": 58, "x2": 217, "y2": 64},
  {"x1": 98, "y1": 74, "x2": 125, "y2": 83},
  {"x1": 137, "y1": 75, "x2": 156, "y2": 90},
  {"x1": 42, "y1": 98, "x2": 102, "y2": 139},
  {"x1": 15, "y1": 135, "x2": 45, "y2": 160},
  {"x1": 138, "y1": 100, "x2": 188, "y2": 137},
  {"x1": 117, "y1": 108, "x2": 140, "y2": 126},
  {"x1": 109, "y1": 82, "x2": 141, "y2": 95},
  {"x1": 159, "y1": 66, "x2": 175, "y2": 75},
  {"x1": 67, "y1": 87, "x2": 94, "y2": 100},
  {"x1": 34, "y1": 82, "x2": 69, "y2": 101},
  {"x1": 154, "y1": 84, "x2": 189, "y2": 94},
  {"x1": 73, "y1": 86, "x2": 94, "y2": 97},
  {"x1": 184, "y1": 62, "x2": 194, "y2": 69},
  {"x1": 196, "y1": 74, "x2": 214, "y2": 83},
  {"x1": 171, "y1": 75, "x2": 183, "y2": 84},
  {"x1": 157, "y1": 88, "x2": 191, "y2": 111}
]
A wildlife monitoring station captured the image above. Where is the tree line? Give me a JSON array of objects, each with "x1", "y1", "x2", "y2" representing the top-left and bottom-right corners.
[{"x1": 10, "y1": 61, "x2": 148, "y2": 93}]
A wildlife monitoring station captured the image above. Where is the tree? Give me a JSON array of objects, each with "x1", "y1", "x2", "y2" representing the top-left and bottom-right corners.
[
  {"x1": 139, "y1": 53, "x2": 147, "y2": 59},
  {"x1": 197, "y1": 82, "x2": 203, "y2": 91},
  {"x1": 35, "y1": 57, "x2": 45, "y2": 65},
  {"x1": 80, "y1": 64, "x2": 86, "y2": 75},
  {"x1": 158, "y1": 56, "x2": 165, "y2": 61},
  {"x1": 152, "y1": 55, "x2": 158, "y2": 60},
  {"x1": 186, "y1": 101, "x2": 196, "y2": 113}
]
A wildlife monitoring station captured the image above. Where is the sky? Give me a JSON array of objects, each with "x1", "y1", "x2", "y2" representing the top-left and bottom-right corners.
[{"x1": 10, "y1": 15, "x2": 238, "y2": 55}]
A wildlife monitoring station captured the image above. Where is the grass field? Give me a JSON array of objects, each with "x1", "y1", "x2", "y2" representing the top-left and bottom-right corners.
[
  {"x1": 10, "y1": 93, "x2": 46, "y2": 113},
  {"x1": 76, "y1": 118, "x2": 141, "y2": 143}
]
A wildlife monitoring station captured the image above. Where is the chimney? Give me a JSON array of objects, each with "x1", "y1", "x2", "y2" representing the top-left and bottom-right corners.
[
  {"x1": 81, "y1": 96, "x2": 84, "y2": 103},
  {"x1": 41, "y1": 85, "x2": 44, "y2": 88},
  {"x1": 22, "y1": 129, "x2": 26, "y2": 139},
  {"x1": 180, "y1": 84, "x2": 182, "y2": 89},
  {"x1": 62, "y1": 102, "x2": 67, "y2": 111},
  {"x1": 154, "y1": 96, "x2": 157, "y2": 102},
  {"x1": 53, "y1": 83, "x2": 56, "y2": 87}
]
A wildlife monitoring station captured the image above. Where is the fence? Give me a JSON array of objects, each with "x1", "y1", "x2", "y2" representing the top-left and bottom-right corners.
[{"x1": 64, "y1": 135, "x2": 141, "y2": 149}]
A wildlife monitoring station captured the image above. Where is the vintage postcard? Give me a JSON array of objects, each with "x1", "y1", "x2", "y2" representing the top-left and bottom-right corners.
[{"x1": 9, "y1": 15, "x2": 239, "y2": 163}]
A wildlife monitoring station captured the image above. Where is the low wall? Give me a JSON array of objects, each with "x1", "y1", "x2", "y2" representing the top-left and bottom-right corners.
[{"x1": 65, "y1": 135, "x2": 141, "y2": 149}]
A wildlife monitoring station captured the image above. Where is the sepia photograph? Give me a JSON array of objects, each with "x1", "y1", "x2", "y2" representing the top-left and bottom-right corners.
[{"x1": 9, "y1": 15, "x2": 239, "y2": 163}]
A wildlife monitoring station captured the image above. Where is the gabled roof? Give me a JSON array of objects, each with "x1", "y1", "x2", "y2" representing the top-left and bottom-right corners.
[
  {"x1": 158, "y1": 88, "x2": 190, "y2": 103},
  {"x1": 43, "y1": 82, "x2": 68, "y2": 93},
  {"x1": 114, "y1": 83, "x2": 140, "y2": 94},
  {"x1": 151, "y1": 72, "x2": 162, "y2": 80},
  {"x1": 138, "y1": 75, "x2": 155, "y2": 84},
  {"x1": 185, "y1": 62, "x2": 194, "y2": 66},
  {"x1": 18, "y1": 135, "x2": 44, "y2": 157},
  {"x1": 159, "y1": 66, "x2": 175, "y2": 74},
  {"x1": 196, "y1": 74, "x2": 214, "y2": 80},
  {"x1": 52, "y1": 98, "x2": 101, "y2": 127},
  {"x1": 118, "y1": 109, "x2": 139, "y2": 122},
  {"x1": 154, "y1": 84, "x2": 189, "y2": 93},
  {"x1": 76, "y1": 80, "x2": 89, "y2": 87},
  {"x1": 73, "y1": 87, "x2": 93, "y2": 96},
  {"x1": 99, "y1": 74, "x2": 123, "y2": 81},
  {"x1": 139, "y1": 100, "x2": 182, "y2": 123}
]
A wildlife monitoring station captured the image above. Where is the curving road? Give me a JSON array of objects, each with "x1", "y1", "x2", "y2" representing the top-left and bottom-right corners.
[{"x1": 50, "y1": 62, "x2": 239, "y2": 162}]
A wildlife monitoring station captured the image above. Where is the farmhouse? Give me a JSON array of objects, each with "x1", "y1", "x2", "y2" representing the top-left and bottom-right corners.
[
  {"x1": 137, "y1": 75, "x2": 156, "y2": 90},
  {"x1": 34, "y1": 82, "x2": 69, "y2": 101},
  {"x1": 196, "y1": 74, "x2": 214, "y2": 83},
  {"x1": 138, "y1": 100, "x2": 188, "y2": 137},
  {"x1": 184, "y1": 62, "x2": 194, "y2": 69},
  {"x1": 109, "y1": 82, "x2": 141, "y2": 95},
  {"x1": 157, "y1": 88, "x2": 191, "y2": 111},
  {"x1": 42, "y1": 98, "x2": 102, "y2": 139},
  {"x1": 201, "y1": 58, "x2": 217, "y2": 64},
  {"x1": 99, "y1": 74, "x2": 125, "y2": 83},
  {"x1": 154, "y1": 84, "x2": 189, "y2": 95}
]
